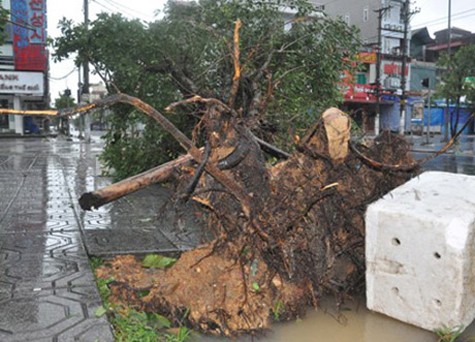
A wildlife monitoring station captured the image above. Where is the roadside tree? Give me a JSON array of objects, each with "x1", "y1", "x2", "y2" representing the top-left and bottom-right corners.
[
  {"x1": 437, "y1": 45, "x2": 475, "y2": 137},
  {"x1": 54, "y1": 89, "x2": 76, "y2": 134},
  {"x1": 53, "y1": 0, "x2": 360, "y2": 179}
]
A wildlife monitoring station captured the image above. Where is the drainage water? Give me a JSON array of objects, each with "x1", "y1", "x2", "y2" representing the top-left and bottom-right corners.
[{"x1": 227, "y1": 296, "x2": 475, "y2": 342}]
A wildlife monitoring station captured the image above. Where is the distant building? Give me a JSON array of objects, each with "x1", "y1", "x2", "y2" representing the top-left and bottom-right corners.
[
  {"x1": 410, "y1": 27, "x2": 434, "y2": 62},
  {"x1": 324, "y1": 0, "x2": 413, "y2": 132},
  {"x1": 409, "y1": 28, "x2": 436, "y2": 93},
  {"x1": 0, "y1": 0, "x2": 49, "y2": 135},
  {"x1": 410, "y1": 26, "x2": 475, "y2": 93},
  {"x1": 409, "y1": 26, "x2": 475, "y2": 135},
  {"x1": 426, "y1": 27, "x2": 475, "y2": 62}
]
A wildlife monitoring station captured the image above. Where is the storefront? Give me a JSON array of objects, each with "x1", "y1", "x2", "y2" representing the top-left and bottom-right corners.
[
  {"x1": 0, "y1": 0, "x2": 48, "y2": 135},
  {"x1": 0, "y1": 71, "x2": 46, "y2": 134}
]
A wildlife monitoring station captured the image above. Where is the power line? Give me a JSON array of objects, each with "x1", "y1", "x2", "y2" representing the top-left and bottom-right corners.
[
  {"x1": 91, "y1": 0, "x2": 117, "y2": 14},
  {"x1": 8, "y1": 13, "x2": 36, "y2": 30},
  {"x1": 412, "y1": 13, "x2": 475, "y2": 31},
  {"x1": 102, "y1": 0, "x2": 155, "y2": 21},
  {"x1": 92, "y1": 0, "x2": 154, "y2": 22},
  {"x1": 411, "y1": 7, "x2": 475, "y2": 29},
  {"x1": 101, "y1": 0, "x2": 143, "y2": 18},
  {"x1": 49, "y1": 67, "x2": 78, "y2": 81}
]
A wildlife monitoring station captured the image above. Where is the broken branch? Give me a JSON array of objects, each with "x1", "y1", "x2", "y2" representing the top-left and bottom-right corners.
[
  {"x1": 253, "y1": 136, "x2": 291, "y2": 159},
  {"x1": 79, "y1": 153, "x2": 194, "y2": 210},
  {"x1": 0, "y1": 109, "x2": 59, "y2": 116},
  {"x1": 165, "y1": 95, "x2": 234, "y2": 115},
  {"x1": 228, "y1": 19, "x2": 242, "y2": 109},
  {"x1": 60, "y1": 94, "x2": 253, "y2": 217},
  {"x1": 351, "y1": 113, "x2": 474, "y2": 172}
]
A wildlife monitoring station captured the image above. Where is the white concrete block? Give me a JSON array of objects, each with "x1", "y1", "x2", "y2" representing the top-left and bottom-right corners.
[{"x1": 366, "y1": 171, "x2": 475, "y2": 332}]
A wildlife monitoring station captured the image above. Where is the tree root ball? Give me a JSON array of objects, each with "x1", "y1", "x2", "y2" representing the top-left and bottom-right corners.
[{"x1": 96, "y1": 242, "x2": 307, "y2": 336}]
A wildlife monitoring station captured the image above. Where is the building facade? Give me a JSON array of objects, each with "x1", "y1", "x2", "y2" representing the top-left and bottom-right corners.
[
  {"x1": 409, "y1": 26, "x2": 475, "y2": 135},
  {"x1": 0, "y1": 0, "x2": 48, "y2": 135},
  {"x1": 324, "y1": 0, "x2": 413, "y2": 132}
]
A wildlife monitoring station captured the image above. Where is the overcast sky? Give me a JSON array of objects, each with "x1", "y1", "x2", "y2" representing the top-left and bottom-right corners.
[
  {"x1": 47, "y1": 0, "x2": 166, "y2": 102},
  {"x1": 47, "y1": 0, "x2": 475, "y2": 104}
]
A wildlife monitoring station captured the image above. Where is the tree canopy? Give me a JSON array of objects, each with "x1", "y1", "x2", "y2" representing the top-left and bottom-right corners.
[
  {"x1": 437, "y1": 45, "x2": 475, "y2": 136},
  {"x1": 0, "y1": 7, "x2": 9, "y2": 46},
  {"x1": 53, "y1": 0, "x2": 361, "y2": 179}
]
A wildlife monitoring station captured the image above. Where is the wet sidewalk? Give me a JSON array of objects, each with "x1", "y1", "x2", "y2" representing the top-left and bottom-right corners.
[
  {"x1": 0, "y1": 135, "x2": 207, "y2": 341},
  {"x1": 0, "y1": 136, "x2": 114, "y2": 341}
]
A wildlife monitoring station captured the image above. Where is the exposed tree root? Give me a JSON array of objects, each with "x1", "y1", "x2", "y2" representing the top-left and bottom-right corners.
[
  {"x1": 95, "y1": 106, "x2": 418, "y2": 337},
  {"x1": 97, "y1": 242, "x2": 307, "y2": 337}
]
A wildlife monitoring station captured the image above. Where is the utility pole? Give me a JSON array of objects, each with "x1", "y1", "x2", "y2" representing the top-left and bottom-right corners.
[
  {"x1": 398, "y1": 0, "x2": 409, "y2": 135},
  {"x1": 442, "y1": 0, "x2": 452, "y2": 142},
  {"x1": 421, "y1": 77, "x2": 431, "y2": 144},
  {"x1": 399, "y1": 0, "x2": 419, "y2": 135},
  {"x1": 374, "y1": 5, "x2": 391, "y2": 135},
  {"x1": 83, "y1": 0, "x2": 91, "y2": 143}
]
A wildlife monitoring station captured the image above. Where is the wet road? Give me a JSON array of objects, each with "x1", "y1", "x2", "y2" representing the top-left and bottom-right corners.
[{"x1": 412, "y1": 135, "x2": 475, "y2": 175}]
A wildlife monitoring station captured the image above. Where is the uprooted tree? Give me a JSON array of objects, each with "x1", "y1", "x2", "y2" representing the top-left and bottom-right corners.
[
  {"x1": 72, "y1": 92, "x2": 420, "y2": 336},
  {"x1": 48, "y1": 0, "x2": 462, "y2": 337}
]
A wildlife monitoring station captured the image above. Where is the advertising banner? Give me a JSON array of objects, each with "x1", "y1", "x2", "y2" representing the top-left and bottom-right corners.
[
  {"x1": 11, "y1": 0, "x2": 47, "y2": 71},
  {"x1": 0, "y1": 71, "x2": 44, "y2": 95},
  {"x1": 358, "y1": 52, "x2": 377, "y2": 64}
]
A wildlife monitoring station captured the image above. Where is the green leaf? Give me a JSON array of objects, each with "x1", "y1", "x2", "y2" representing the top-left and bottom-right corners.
[
  {"x1": 147, "y1": 312, "x2": 171, "y2": 329},
  {"x1": 142, "y1": 254, "x2": 177, "y2": 269},
  {"x1": 95, "y1": 305, "x2": 107, "y2": 317},
  {"x1": 252, "y1": 282, "x2": 260, "y2": 292}
]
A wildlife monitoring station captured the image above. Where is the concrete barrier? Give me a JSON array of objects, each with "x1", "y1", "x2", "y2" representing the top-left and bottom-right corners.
[{"x1": 366, "y1": 171, "x2": 475, "y2": 332}]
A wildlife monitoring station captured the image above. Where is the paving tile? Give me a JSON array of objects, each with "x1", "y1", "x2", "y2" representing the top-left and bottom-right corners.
[
  {"x1": 0, "y1": 287, "x2": 113, "y2": 342},
  {"x1": 0, "y1": 253, "x2": 94, "y2": 291},
  {"x1": 0, "y1": 231, "x2": 85, "y2": 255},
  {"x1": 84, "y1": 228, "x2": 179, "y2": 256}
]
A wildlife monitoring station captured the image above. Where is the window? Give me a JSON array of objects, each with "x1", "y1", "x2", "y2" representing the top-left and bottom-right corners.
[
  {"x1": 363, "y1": 7, "x2": 369, "y2": 22},
  {"x1": 356, "y1": 74, "x2": 367, "y2": 84},
  {"x1": 384, "y1": 38, "x2": 391, "y2": 53}
]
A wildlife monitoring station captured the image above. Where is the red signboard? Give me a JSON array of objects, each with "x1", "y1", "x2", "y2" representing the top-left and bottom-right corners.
[
  {"x1": 12, "y1": 0, "x2": 47, "y2": 71},
  {"x1": 383, "y1": 63, "x2": 408, "y2": 76},
  {"x1": 344, "y1": 84, "x2": 377, "y2": 103}
]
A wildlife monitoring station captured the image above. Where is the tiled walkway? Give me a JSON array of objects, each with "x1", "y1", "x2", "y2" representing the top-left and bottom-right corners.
[
  {"x1": 0, "y1": 135, "x2": 207, "y2": 341},
  {"x1": 0, "y1": 137, "x2": 114, "y2": 341}
]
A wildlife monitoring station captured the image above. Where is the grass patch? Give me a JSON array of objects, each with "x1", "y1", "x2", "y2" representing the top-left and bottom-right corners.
[
  {"x1": 272, "y1": 300, "x2": 284, "y2": 321},
  {"x1": 435, "y1": 325, "x2": 464, "y2": 342},
  {"x1": 90, "y1": 255, "x2": 191, "y2": 342},
  {"x1": 89, "y1": 256, "x2": 104, "y2": 271}
]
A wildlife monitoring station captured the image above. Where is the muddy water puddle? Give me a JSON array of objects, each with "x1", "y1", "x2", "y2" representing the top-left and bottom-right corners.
[{"x1": 200, "y1": 297, "x2": 475, "y2": 342}]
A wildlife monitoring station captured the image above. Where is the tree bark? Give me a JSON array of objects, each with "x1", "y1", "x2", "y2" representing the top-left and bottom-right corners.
[{"x1": 79, "y1": 153, "x2": 194, "y2": 210}]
